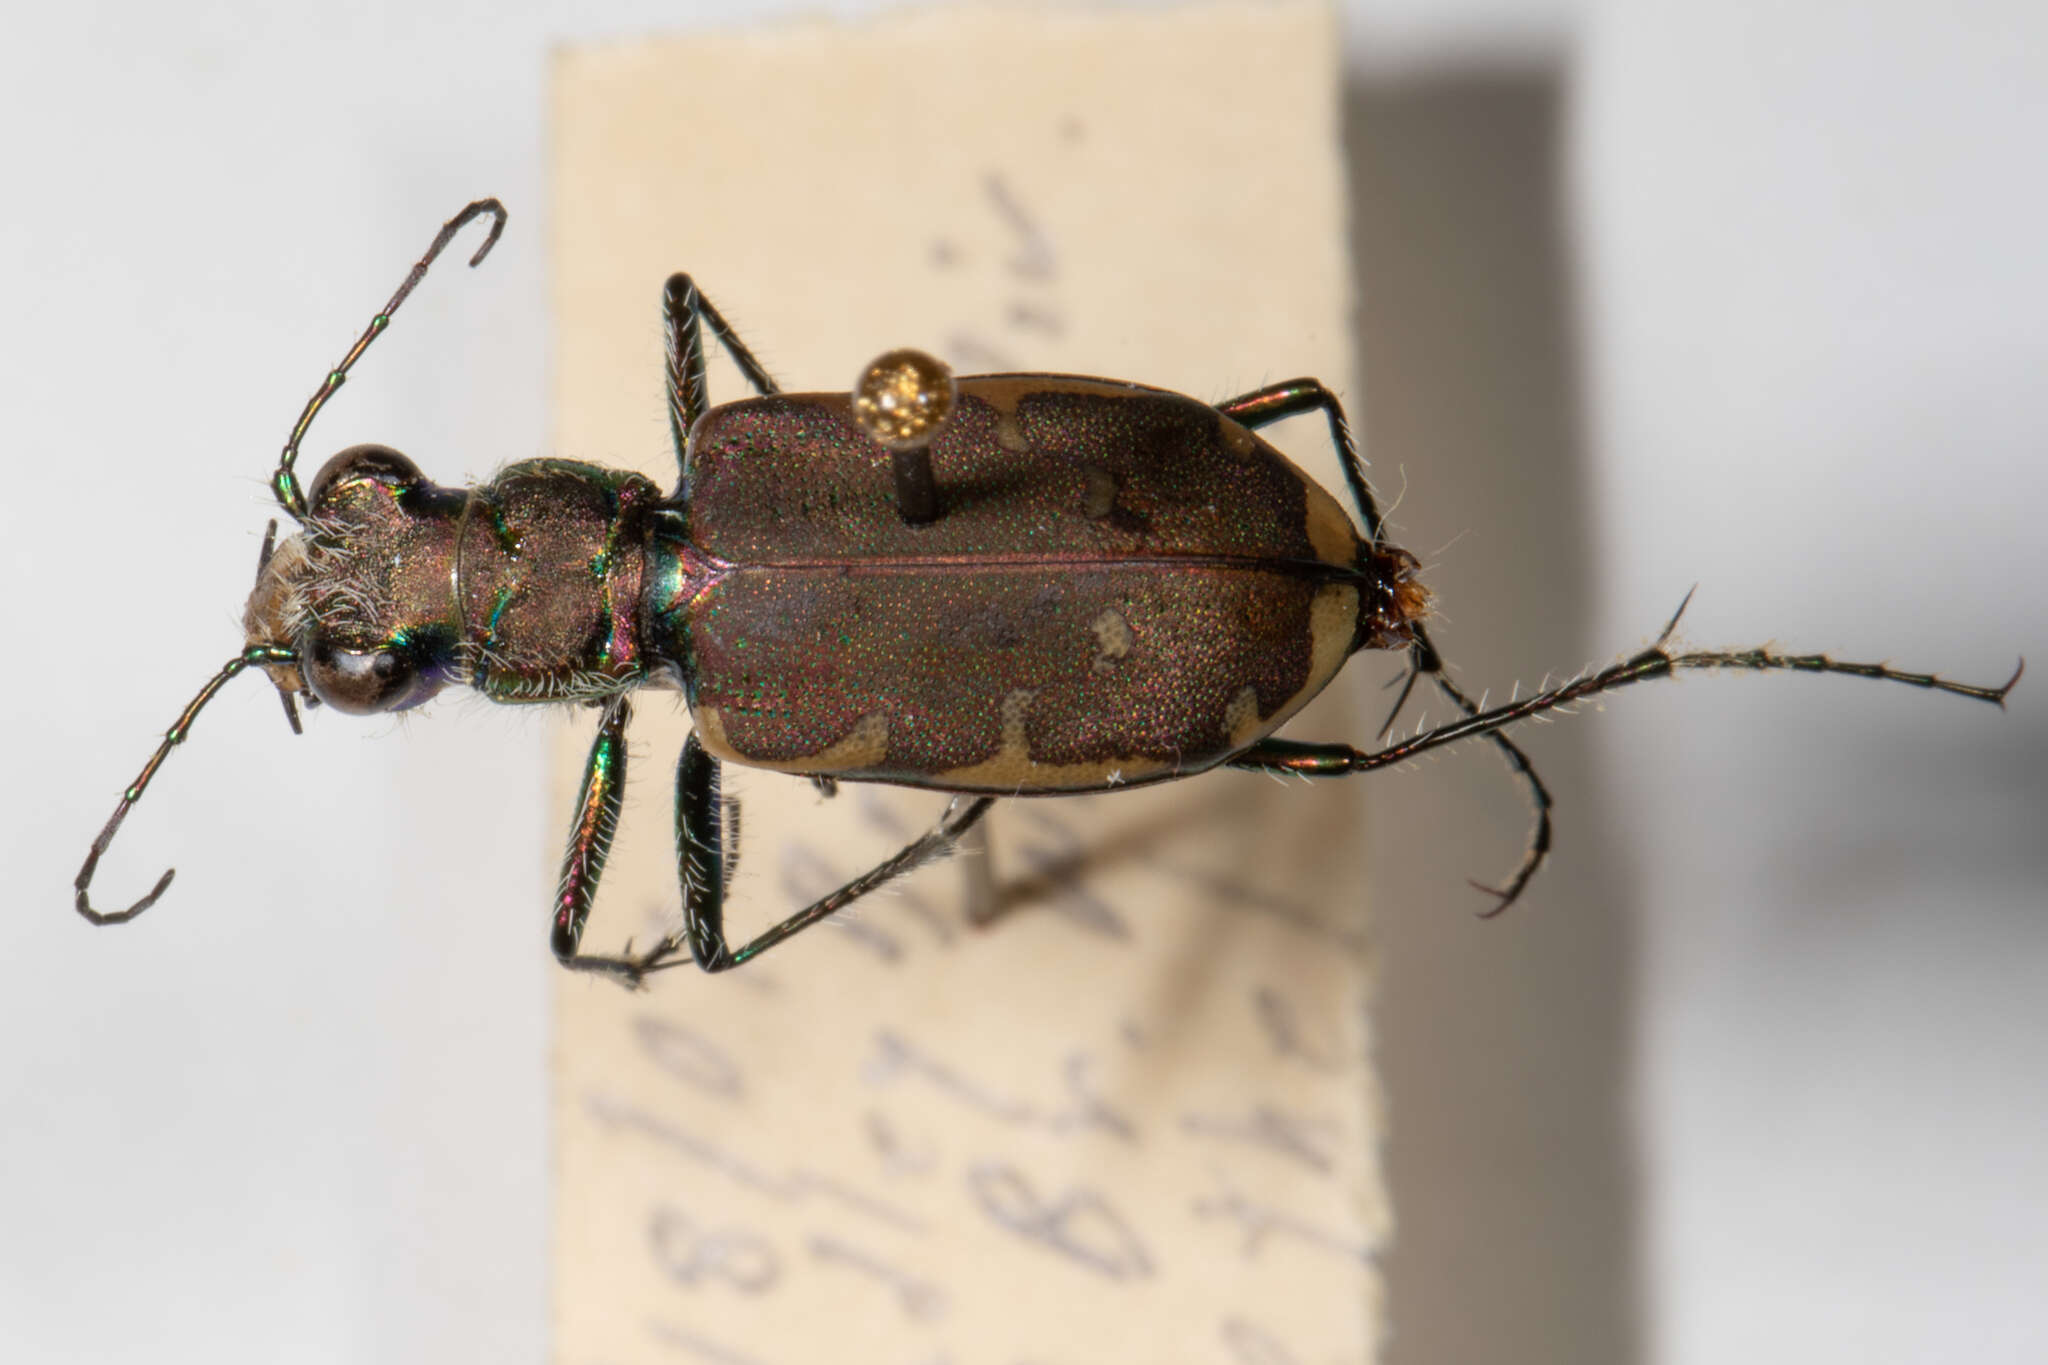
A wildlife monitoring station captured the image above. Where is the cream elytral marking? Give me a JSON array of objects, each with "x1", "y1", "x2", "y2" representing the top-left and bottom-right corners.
[{"x1": 1090, "y1": 608, "x2": 1134, "y2": 673}]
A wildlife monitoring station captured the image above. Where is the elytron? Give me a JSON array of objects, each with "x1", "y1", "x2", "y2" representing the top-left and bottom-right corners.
[{"x1": 74, "y1": 200, "x2": 2020, "y2": 985}]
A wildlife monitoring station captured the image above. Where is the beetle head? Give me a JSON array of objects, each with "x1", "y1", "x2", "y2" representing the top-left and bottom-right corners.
[{"x1": 243, "y1": 444, "x2": 464, "y2": 720}]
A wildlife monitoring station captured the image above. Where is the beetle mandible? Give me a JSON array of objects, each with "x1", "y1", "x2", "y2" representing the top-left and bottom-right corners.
[{"x1": 73, "y1": 200, "x2": 2021, "y2": 986}]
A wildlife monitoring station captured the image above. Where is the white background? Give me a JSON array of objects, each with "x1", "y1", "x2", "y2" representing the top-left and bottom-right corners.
[{"x1": 2, "y1": 3, "x2": 2041, "y2": 1363}]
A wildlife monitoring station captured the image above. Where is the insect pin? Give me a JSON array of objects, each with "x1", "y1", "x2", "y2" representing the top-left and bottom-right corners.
[{"x1": 75, "y1": 200, "x2": 2023, "y2": 986}]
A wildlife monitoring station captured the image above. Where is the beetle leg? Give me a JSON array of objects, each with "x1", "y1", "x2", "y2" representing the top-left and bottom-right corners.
[
  {"x1": 1219, "y1": 376, "x2": 1559, "y2": 892},
  {"x1": 1229, "y1": 733, "x2": 1551, "y2": 916},
  {"x1": 1230, "y1": 625, "x2": 2020, "y2": 915},
  {"x1": 664, "y1": 273, "x2": 780, "y2": 490},
  {"x1": 671, "y1": 735, "x2": 996, "y2": 975},
  {"x1": 550, "y1": 695, "x2": 636, "y2": 980},
  {"x1": 1217, "y1": 378, "x2": 1384, "y2": 542},
  {"x1": 1218, "y1": 377, "x2": 1473, "y2": 732},
  {"x1": 674, "y1": 734, "x2": 728, "y2": 969}
]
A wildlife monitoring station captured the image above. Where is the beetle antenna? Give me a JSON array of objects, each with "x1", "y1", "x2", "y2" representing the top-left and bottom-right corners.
[
  {"x1": 75, "y1": 645, "x2": 298, "y2": 925},
  {"x1": 270, "y1": 198, "x2": 508, "y2": 521}
]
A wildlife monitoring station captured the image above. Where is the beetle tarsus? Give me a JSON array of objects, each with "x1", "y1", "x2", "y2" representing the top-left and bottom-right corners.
[
  {"x1": 1230, "y1": 618, "x2": 2015, "y2": 914},
  {"x1": 79, "y1": 205, "x2": 2020, "y2": 979},
  {"x1": 1470, "y1": 879, "x2": 1518, "y2": 920},
  {"x1": 1376, "y1": 659, "x2": 1423, "y2": 740},
  {"x1": 2000, "y1": 657, "x2": 2026, "y2": 704},
  {"x1": 1657, "y1": 585, "x2": 1700, "y2": 646}
]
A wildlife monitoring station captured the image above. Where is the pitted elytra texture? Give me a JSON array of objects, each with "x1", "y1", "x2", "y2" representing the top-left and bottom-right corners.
[
  {"x1": 81, "y1": 201, "x2": 2018, "y2": 985},
  {"x1": 679, "y1": 380, "x2": 1395, "y2": 791}
]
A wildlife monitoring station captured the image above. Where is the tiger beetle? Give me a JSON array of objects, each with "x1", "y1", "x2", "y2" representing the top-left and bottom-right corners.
[{"x1": 74, "y1": 199, "x2": 2022, "y2": 987}]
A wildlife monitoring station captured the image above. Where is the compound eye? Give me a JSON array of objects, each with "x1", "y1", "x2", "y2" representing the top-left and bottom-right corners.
[
  {"x1": 308, "y1": 444, "x2": 423, "y2": 507},
  {"x1": 304, "y1": 634, "x2": 419, "y2": 714}
]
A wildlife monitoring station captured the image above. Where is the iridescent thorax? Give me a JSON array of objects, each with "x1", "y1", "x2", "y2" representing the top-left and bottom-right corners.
[{"x1": 77, "y1": 200, "x2": 2016, "y2": 987}]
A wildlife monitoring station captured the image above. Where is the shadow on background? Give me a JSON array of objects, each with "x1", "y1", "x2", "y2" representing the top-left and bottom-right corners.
[{"x1": 1344, "y1": 69, "x2": 1644, "y2": 1365}]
